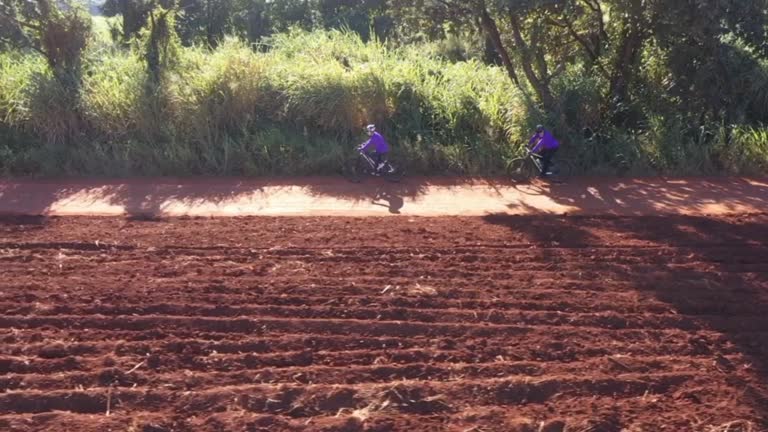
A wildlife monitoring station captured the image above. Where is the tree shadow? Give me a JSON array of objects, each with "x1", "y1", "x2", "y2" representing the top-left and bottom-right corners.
[
  {"x1": 4, "y1": 176, "x2": 506, "y2": 220},
  {"x1": 0, "y1": 215, "x2": 49, "y2": 237},
  {"x1": 482, "y1": 213, "x2": 768, "y2": 423},
  {"x1": 105, "y1": 178, "x2": 267, "y2": 220},
  {"x1": 304, "y1": 176, "x2": 520, "y2": 215},
  {"x1": 483, "y1": 214, "x2": 600, "y2": 246},
  {"x1": 304, "y1": 176, "x2": 436, "y2": 215},
  {"x1": 0, "y1": 181, "x2": 81, "y2": 218},
  {"x1": 505, "y1": 177, "x2": 768, "y2": 216},
  {"x1": 0, "y1": 177, "x2": 270, "y2": 221},
  {"x1": 2, "y1": 176, "x2": 767, "y2": 221}
]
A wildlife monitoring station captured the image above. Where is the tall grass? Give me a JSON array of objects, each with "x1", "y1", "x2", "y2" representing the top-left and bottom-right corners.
[{"x1": 0, "y1": 28, "x2": 767, "y2": 177}]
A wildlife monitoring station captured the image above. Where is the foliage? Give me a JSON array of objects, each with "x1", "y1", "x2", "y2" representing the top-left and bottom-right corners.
[
  {"x1": 0, "y1": 0, "x2": 91, "y2": 90},
  {"x1": 1, "y1": 1, "x2": 767, "y2": 177}
]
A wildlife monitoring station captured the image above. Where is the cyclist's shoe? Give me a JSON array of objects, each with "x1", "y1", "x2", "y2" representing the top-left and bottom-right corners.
[{"x1": 377, "y1": 163, "x2": 386, "y2": 171}]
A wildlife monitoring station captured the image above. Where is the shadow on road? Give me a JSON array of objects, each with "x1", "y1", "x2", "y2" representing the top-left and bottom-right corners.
[{"x1": 0, "y1": 176, "x2": 766, "y2": 220}]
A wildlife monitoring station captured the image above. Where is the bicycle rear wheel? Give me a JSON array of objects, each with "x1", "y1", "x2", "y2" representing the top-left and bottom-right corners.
[{"x1": 551, "y1": 159, "x2": 573, "y2": 180}]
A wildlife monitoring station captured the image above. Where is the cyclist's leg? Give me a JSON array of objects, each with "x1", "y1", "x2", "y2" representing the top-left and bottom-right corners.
[
  {"x1": 370, "y1": 152, "x2": 383, "y2": 173},
  {"x1": 532, "y1": 151, "x2": 547, "y2": 176},
  {"x1": 541, "y1": 148, "x2": 557, "y2": 175},
  {"x1": 379, "y1": 152, "x2": 391, "y2": 172},
  {"x1": 550, "y1": 148, "x2": 559, "y2": 173}
]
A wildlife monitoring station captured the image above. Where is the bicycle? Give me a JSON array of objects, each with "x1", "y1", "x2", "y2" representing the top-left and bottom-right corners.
[
  {"x1": 342, "y1": 147, "x2": 405, "y2": 183},
  {"x1": 507, "y1": 149, "x2": 573, "y2": 182}
]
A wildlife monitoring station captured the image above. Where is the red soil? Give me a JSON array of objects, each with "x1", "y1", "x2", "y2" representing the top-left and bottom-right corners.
[{"x1": 1, "y1": 214, "x2": 767, "y2": 431}]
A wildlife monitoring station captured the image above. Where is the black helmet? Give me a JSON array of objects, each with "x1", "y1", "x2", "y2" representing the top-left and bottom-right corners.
[{"x1": 535, "y1": 124, "x2": 544, "y2": 133}]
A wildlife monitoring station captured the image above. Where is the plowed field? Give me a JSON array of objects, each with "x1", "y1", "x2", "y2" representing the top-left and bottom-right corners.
[{"x1": 1, "y1": 215, "x2": 767, "y2": 431}]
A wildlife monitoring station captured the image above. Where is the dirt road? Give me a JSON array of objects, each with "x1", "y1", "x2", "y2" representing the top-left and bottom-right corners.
[{"x1": 1, "y1": 176, "x2": 765, "y2": 217}]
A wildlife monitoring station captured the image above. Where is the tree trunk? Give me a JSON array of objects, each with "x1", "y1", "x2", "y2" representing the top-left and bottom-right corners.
[
  {"x1": 119, "y1": 0, "x2": 146, "y2": 42},
  {"x1": 608, "y1": 28, "x2": 641, "y2": 106},
  {"x1": 508, "y1": 12, "x2": 557, "y2": 112},
  {"x1": 476, "y1": 3, "x2": 521, "y2": 88},
  {"x1": 606, "y1": 0, "x2": 645, "y2": 122}
]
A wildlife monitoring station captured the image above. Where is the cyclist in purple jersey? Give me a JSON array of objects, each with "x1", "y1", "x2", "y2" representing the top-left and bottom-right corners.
[
  {"x1": 359, "y1": 124, "x2": 392, "y2": 174},
  {"x1": 528, "y1": 124, "x2": 560, "y2": 178}
]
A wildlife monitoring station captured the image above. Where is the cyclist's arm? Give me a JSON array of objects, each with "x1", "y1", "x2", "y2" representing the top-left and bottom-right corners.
[
  {"x1": 527, "y1": 135, "x2": 536, "y2": 148},
  {"x1": 358, "y1": 139, "x2": 372, "y2": 152},
  {"x1": 530, "y1": 138, "x2": 543, "y2": 154}
]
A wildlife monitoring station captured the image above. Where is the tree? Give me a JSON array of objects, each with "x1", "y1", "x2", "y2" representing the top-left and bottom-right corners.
[
  {"x1": 0, "y1": 0, "x2": 91, "y2": 90},
  {"x1": 232, "y1": 0, "x2": 270, "y2": 42},
  {"x1": 268, "y1": 0, "x2": 314, "y2": 33},
  {"x1": 101, "y1": 0, "x2": 153, "y2": 42},
  {"x1": 142, "y1": 4, "x2": 180, "y2": 83},
  {"x1": 317, "y1": 0, "x2": 390, "y2": 41},
  {"x1": 101, "y1": 0, "x2": 177, "y2": 43},
  {"x1": 647, "y1": 0, "x2": 768, "y2": 123},
  {"x1": 176, "y1": 0, "x2": 235, "y2": 46},
  {"x1": 387, "y1": 0, "x2": 768, "y2": 127},
  {"x1": 388, "y1": 0, "x2": 557, "y2": 109}
]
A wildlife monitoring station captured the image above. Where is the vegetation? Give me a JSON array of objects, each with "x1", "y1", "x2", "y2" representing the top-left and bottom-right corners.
[{"x1": 0, "y1": 0, "x2": 767, "y2": 177}]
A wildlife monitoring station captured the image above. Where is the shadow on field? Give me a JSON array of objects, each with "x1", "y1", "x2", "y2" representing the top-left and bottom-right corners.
[
  {"x1": 0, "y1": 215, "x2": 49, "y2": 236},
  {"x1": 482, "y1": 213, "x2": 768, "y2": 425}
]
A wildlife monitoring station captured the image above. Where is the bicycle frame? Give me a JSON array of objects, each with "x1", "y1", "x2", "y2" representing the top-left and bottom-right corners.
[
  {"x1": 528, "y1": 151, "x2": 544, "y2": 172},
  {"x1": 513, "y1": 150, "x2": 560, "y2": 176},
  {"x1": 358, "y1": 150, "x2": 377, "y2": 170},
  {"x1": 343, "y1": 147, "x2": 403, "y2": 183},
  {"x1": 509, "y1": 147, "x2": 568, "y2": 181}
]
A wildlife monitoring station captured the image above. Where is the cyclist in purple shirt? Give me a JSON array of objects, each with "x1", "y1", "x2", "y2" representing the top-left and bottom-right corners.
[
  {"x1": 359, "y1": 124, "x2": 392, "y2": 174},
  {"x1": 528, "y1": 124, "x2": 560, "y2": 178}
]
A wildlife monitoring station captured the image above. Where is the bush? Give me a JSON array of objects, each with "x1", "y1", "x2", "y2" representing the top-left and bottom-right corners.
[{"x1": 0, "y1": 28, "x2": 766, "y2": 177}]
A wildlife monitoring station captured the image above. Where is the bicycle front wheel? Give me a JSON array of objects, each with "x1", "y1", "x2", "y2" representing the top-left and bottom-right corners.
[
  {"x1": 342, "y1": 156, "x2": 368, "y2": 183},
  {"x1": 507, "y1": 157, "x2": 538, "y2": 182}
]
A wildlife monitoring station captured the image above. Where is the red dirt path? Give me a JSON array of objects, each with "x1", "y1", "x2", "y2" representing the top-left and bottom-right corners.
[
  {"x1": 1, "y1": 176, "x2": 766, "y2": 216},
  {"x1": 1, "y1": 214, "x2": 767, "y2": 431}
]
